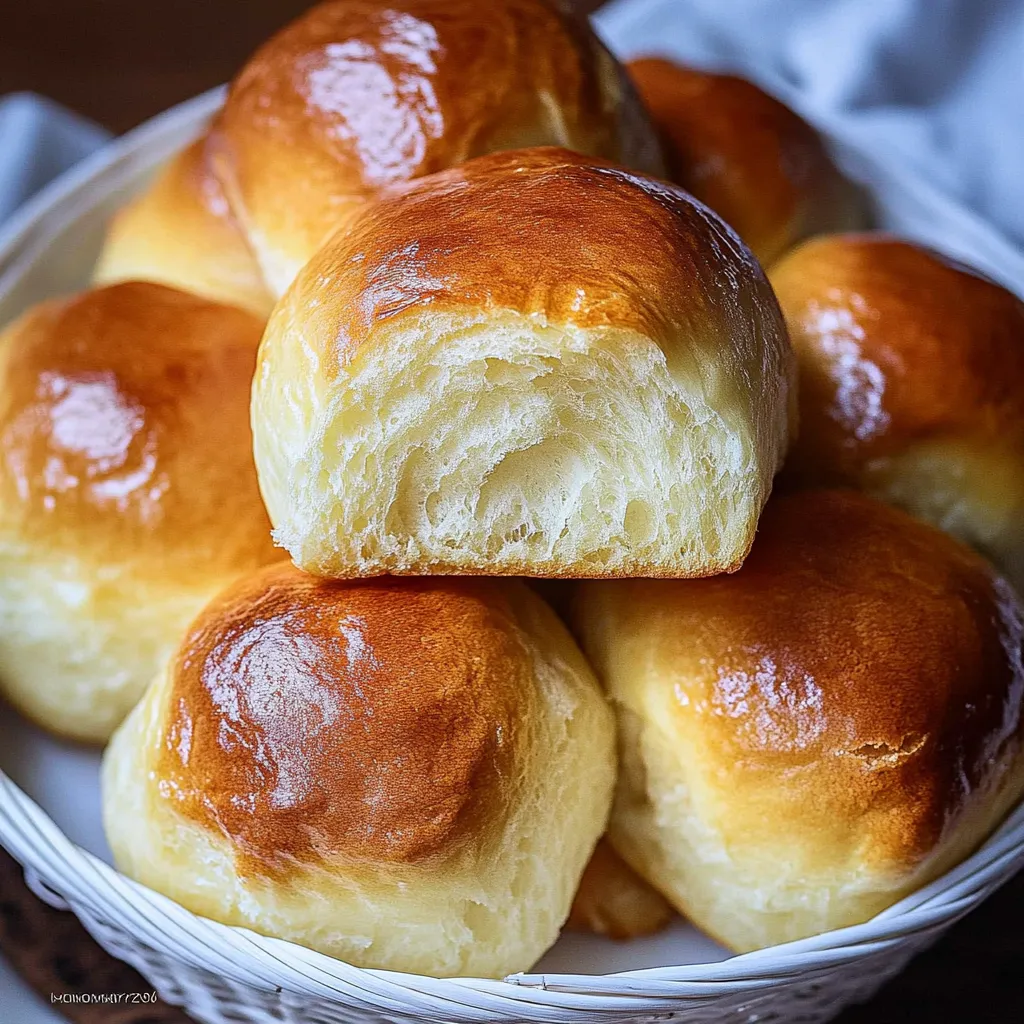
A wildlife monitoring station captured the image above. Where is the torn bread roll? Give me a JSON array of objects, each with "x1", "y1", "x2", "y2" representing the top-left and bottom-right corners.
[{"x1": 252, "y1": 147, "x2": 794, "y2": 580}]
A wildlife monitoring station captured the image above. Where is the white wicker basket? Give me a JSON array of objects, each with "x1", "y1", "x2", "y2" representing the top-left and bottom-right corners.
[{"x1": 1, "y1": 88, "x2": 1024, "y2": 1024}]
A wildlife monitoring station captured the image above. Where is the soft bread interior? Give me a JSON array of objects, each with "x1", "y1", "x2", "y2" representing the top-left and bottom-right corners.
[{"x1": 255, "y1": 309, "x2": 776, "y2": 578}]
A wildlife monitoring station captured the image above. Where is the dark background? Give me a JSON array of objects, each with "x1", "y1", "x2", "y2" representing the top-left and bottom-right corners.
[
  {"x1": 0, "y1": 0, "x2": 604, "y2": 133},
  {"x1": 0, "y1": 1, "x2": 320, "y2": 133},
  {"x1": 0, "y1": 2, "x2": 1022, "y2": 1022}
]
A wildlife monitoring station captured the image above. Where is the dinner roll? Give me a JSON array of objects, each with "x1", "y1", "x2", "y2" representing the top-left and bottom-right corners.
[
  {"x1": 210, "y1": 0, "x2": 664, "y2": 295},
  {"x1": 628, "y1": 58, "x2": 863, "y2": 266},
  {"x1": 572, "y1": 490, "x2": 1024, "y2": 952},
  {"x1": 771, "y1": 234, "x2": 1024, "y2": 590},
  {"x1": 567, "y1": 838, "x2": 674, "y2": 940},
  {"x1": 103, "y1": 565, "x2": 615, "y2": 977},
  {"x1": 253, "y1": 147, "x2": 794, "y2": 580},
  {"x1": 94, "y1": 138, "x2": 273, "y2": 317},
  {"x1": 0, "y1": 283, "x2": 278, "y2": 742}
]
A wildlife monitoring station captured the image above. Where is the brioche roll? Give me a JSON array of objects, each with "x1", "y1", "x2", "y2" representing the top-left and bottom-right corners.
[
  {"x1": 210, "y1": 0, "x2": 664, "y2": 295},
  {"x1": 94, "y1": 138, "x2": 273, "y2": 317},
  {"x1": 771, "y1": 234, "x2": 1024, "y2": 590},
  {"x1": 0, "y1": 283, "x2": 278, "y2": 742},
  {"x1": 253, "y1": 147, "x2": 794, "y2": 580},
  {"x1": 567, "y1": 838, "x2": 674, "y2": 940},
  {"x1": 628, "y1": 58, "x2": 863, "y2": 266},
  {"x1": 103, "y1": 566, "x2": 615, "y2": 976},
  {"x1": 572, "y1": 490, "x2": 1024, "y2": 952}
]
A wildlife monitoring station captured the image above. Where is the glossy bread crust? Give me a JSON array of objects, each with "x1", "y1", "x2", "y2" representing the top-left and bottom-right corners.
[
  {"x1": 771, "y1": 233, "x2": 1024, "y2": 587},
  {"x1": 94, "y1": 138, "x2": 273, "y2": 317},
  {"x1": 253, "y1": 147, "x2": 794, "y2": 579},
  {"x1": 0, "y1": 282, "x2": 279, "y2": 742},
  {"x1": 0, "y1": 282, "x2": 274, "y2": 578},
  {"x1": 158, "y1": 565, "x2": 527, "y2": 873},
  {"x1": 573, "y1": 489, "x2": 1024, "y2": 950},
  {"x1": 772, "y1": 233, "x2": 1024, "y2": 472},
  {"x1": 628, "y1": 57, "x2": 862, "y2": 265},
  {"x1": 211, "y1": 0, "x2": 664, "y2": 293},
  {"x1": 103, "y1": 569, "x2": 616, "y2": 976},
  {"x1": 299, "y1": 146, "x2": 780, "y2": 360},
  {"x1": 625, "y1": 490, "x2": 1023, "y2": 805}
]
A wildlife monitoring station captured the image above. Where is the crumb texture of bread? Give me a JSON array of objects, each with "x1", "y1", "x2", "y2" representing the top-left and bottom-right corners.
[{"x1": 253, "y1": 148, "x2": 793, "y2": 579}]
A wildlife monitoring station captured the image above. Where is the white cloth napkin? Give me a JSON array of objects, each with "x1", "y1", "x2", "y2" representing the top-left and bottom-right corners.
[
  {"x1": 0, "y1": 93, "x2": 109, "y2": 225},
  {"x1": 597, "y1": 0, "x2": 1024, "y2": 295}
]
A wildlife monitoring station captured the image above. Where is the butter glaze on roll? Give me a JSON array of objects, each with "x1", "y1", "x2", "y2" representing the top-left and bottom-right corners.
[
  {"x1": 572, "y1": 490, "x2": 1024, "y2": 951},
  {"x1": 628, "y1": 58, "x2": 863, "y2": 266},
  {"x1": 771, "y1": 233, "x2": 1024, "y2": 589},
  {"x1": 94, "y1": 137, "x2": 274, "y2": 317},
  {"x1": 0, "y1": 283, "x2": 278, "y2": 742},
  {"x1": 103, "y1": 565, "x2": 615, "y2": 976},
  {"x1": 252, "y1": 147, "x2": 794, "y2": 580},
  {"x1": 210, "y1": 0, "x2": 664, "y2": 295}
]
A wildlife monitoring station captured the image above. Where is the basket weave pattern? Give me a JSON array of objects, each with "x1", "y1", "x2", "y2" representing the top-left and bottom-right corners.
[{"x1": 3, "y1": 759, "x2": 1023, "y2": 1023}]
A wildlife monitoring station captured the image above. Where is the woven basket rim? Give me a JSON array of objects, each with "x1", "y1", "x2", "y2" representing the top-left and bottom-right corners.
[{"x1": 2, "y1": 768, "x2": 1023, "y2": 1008}]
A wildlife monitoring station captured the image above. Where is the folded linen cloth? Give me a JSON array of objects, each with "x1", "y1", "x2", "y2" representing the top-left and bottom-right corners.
[
  {"x1": 0, "y1": 93, "x2": 110, "y2": 224},
  {"x1": 597, "y1": 0, "x2": 1024, "y2": 294}
]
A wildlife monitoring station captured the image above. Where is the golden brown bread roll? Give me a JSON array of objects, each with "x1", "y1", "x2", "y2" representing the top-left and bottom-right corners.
[
  {"x1": 252, "y1": 146, "x2": 794, "y2": 580},
  {"x1": 572, "y1": 489, "x2": 1024, "y2": 952},
  {"x1": 771, "y1": 233, "x2": 1024, "y2": 590},
  {"x1": 0, "y1": 282, "x2": 279, "y2": 742},
  {"x1": 567, "y1": 838, "x2": 674, "y2": 940},
  {"x1": 93, "y1": 138, "x2": 274, "y2": 317},
  {"x1": 210, "y1": 0, "x2": 664, "y2": 295},
  {"x1": 628, "y1": 58, "x2": 863, "y2": 266},
  {"x1": 103, "y1": 565, "x2": 615, "y2": 977}
]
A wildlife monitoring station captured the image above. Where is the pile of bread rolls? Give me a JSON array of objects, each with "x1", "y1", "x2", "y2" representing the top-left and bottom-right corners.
[{"x1": 1, "y1": 0, "x2": 1022, "y2": 980}]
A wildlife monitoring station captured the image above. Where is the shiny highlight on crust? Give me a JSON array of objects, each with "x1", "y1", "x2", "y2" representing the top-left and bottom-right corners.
[
  {"x1": 296, "y1": 146, "x2": 784, "y2": 372},
  {"x1": 211, "y1": 0, "x2": 663, "y2": 291},
  {"x1": 574, "y1": 489, "x2": 1024, "y2": 950},
  {"x1": 155, "y1": 564, "x2": 526, "y2": 874},
  {"x1": 771, "y1": 233, "x2": 1024, "y2": 474},
  {"x1": 770, "y1": 233, "x2": 1024, "y2": 589},
  {"x1": 0, "y1": 282, "x2": 276, "y2": 581},
  {"x1": 651, "y1": 490, "x2": 1024, "y2": 835}
]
